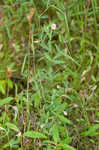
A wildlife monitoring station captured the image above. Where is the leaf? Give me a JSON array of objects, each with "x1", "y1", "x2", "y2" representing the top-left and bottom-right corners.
[
  {"x1": 0, "y1": 80, "x2": 6, "y2": 95},
  {"x1": 81, "y1": 124, "x2": 99, "y2": 137},
  {"x1": 24, "y1": 131, "x2": 47, "y2": 139},
  {"x1": 0, "y1": 84, "x2": 5, "y2": 95},
  {"x1": 52, "y1": 124, "x2": 60, "y2": 143},
  {"x1": 58, "y1": 115, "x2": 72, "y2": 125},
  {"x1": 40, "y1": 43, "x2": 49, "y2": 51},
  {"x1": 54, "y1": 103, "x2": 67, "y2": 113},
  {"x1": 3, "y1": 138, "x2": 20, "y2": 148},
  {"x1": 58, "y1": 143, "x2": 76, "y2": 150},
  {"x1": 56, "y1": 12, "x2": 64, "y2": 21},
  {"x1": 54, "y1": 60, "x2": 65, "y2": 65},
  {"x1": 7, "y1": 79, "x2": 13, "y2": 89},
  {"x1": 21, "y1": 54, "x2": 27, "y2": 73},
  {"x1": 0, "y1": 126, "x2": 6, "y2": 131},
  {"x1": 40, "y1": 15, "x2": 48, "y2": 19},
  {"x1": 43, "y1": 140, "x2": 54, "y2": 144},
  {"x1": 61, "y1": 137, "x2": 72, "y2": 145},
  {"x1": 6, "y1": 122, "x2": 19, "y2": 132},
  {"x1": 0, "y1": 97, "x2": 13, "y2": 107},
  {"x1": 34, "y1": 94, "x2": 40, "y2": 108}
]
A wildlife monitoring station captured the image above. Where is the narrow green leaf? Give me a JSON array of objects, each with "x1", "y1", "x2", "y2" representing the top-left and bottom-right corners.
[
  {"x1": 40, "y1": 43, "x2": 49, "y2": 51},
  {"x1": 54, "y1": 103, "x2": 67, "y2": 113},
  {"x1": 34, "y1": 95, "x2": 40, "y2": 108},
  {"x1": 0, "y1": 85, "x2": 5, "y2": 95},
  {"x1": 3, "y1": 138, "x2": 20, "y2": 148},
  {"x1": 0, "y1": 126, "x2": 6, "y2": 131},
  {"x1": 21, "y1": 54, "x2": 27, "y2": 73},
  {"x1": 43, "y1": 140, "x2": 54, "y2": 144},
  {"x1": 58, "y1": 115, "x2": 72, "y2": 125},
  {"x1": 0, "y1": 80, "x2": 6, "y2": 95},
  {"x1": 81, "y1": 124, "x2": 99, "y2": 137},
  {"x1": 0, "y1": 97, "x2": 13, "y2": 107},
  {"x1": 58, "y1": 143, "x2": 76, "y2": 150},
  {"x1": 6, "y1": 122, "x2": 19, "y2": 132},
  {"x1": 7, "y1": 79, "x2": 13, "y2": 89},
  {"x1": 52, "y1": 124, "x2": 60, "y2": 143},
  {"x1": 24, "y1": 131, "x2": 47, "y2": 139}
]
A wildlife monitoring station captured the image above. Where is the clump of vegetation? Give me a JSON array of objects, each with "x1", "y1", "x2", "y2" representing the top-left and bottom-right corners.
[{"x1": 0, "y1": 0, "x2": 99, "y2": 149}]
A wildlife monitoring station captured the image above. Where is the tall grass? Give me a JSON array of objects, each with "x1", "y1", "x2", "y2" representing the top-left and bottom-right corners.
[{"x1": 0, "y1": 0, "x2": 99, "y2": 149}]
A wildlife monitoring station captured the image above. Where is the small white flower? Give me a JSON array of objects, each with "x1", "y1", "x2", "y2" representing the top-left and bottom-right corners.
[
  {"x1": 34, "y1": 40, "x2": 39, "y2": 43},
  {"x1": 40, "y1": 124, "x2": 45, "y2": 129},
  {"x1": 74, "y1": 104, "x2": 78, "y2": 108},
  {"x1": 57, "y1": 85, "x2": 60, "y2": 89},
  {"x1": 63, "y1": 111, "x2": 68, "y2": 116},
  {"x1": 16, "y1": 132, "x2": 21, "y2": 137},
  {"x1": 51, "y1": 24, "x2": 56, "y2": 30}
]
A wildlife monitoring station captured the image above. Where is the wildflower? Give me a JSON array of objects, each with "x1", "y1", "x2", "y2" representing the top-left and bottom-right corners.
[
  {"x1": 63, "y1": 111, "x2": 68, "y2": 116},
  {"x1": 40, "y1": 124, "x2": 45, "y2": 129},
  {"x1": 74, "y1": 104, "x2": 78, "y2": 108},
  {"x1": 16, "y1": 132, "x2": 21, "y2": 137},
  {"x1": 51, "y1": 23, "x2": 56, "y2": 30},
  {"x1": 57, "y1": 85, "x2": 60, "y2": 89},
  {"x1": 34, "y1": 40, "x2": 39, "y2": 43}
]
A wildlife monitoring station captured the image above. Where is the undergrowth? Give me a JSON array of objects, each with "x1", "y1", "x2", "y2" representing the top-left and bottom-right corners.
[{"x1": 0, "y1": 0, "x2": 99, "y2": 150}]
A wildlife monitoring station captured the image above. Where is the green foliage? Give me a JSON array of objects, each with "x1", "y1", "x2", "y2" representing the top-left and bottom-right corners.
[
  {"x1": 0, "y1": 97, "x2": 13, "y2": 107},
  {"x1": 52, "y1": 124, "x2": 60, "y2": 143},
  {"x1": 81, "y1": 124, "x2": 99, "y2": 137},
  {"x1": 24, "y1": 131, "x2": 47, "y2": 139},
  {"x1": 58, "y1": 115, "x2": 72, "y2": 125},
  {"x1": 58, "y1": 143, "x2": 76, "y2": 150},
  {"x1": 6, "y1": 122, "x2": 19, "y2": 132},
  {"x1": 0, "y1": 0, "x2": 99, "y2": 149}
]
